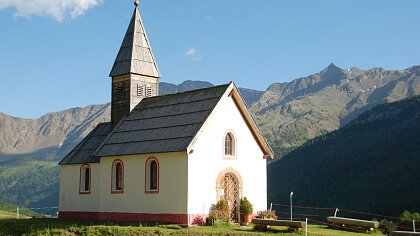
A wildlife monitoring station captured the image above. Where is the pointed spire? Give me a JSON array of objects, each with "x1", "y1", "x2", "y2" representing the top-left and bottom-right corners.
[{"x1": 109, "y1": 1, "x2": 160, "y2": 78}]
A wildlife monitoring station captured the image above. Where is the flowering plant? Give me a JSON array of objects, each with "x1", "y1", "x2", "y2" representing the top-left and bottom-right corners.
[{"x1": 257, "y1": 210, "x2": 277, "y2": 219}]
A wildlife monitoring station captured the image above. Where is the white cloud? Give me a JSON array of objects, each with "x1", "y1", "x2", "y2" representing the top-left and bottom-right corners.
[
  {"x1": 184, "y1": 47, "x2": 202, "y2": 61},
  {"x1": 0, "y1": 0, "x2": 103, "y2": 22},
  {"x1": 205, "y1": 16, "x2": 213, "y2": 21},
  {"x1": 184, "y1": 48, "x2": 197, "y2": 57}
]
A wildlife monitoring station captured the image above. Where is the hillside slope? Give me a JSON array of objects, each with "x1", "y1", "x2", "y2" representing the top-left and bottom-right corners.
[
  {"x1": 268, "y1": 95, "x2": 420, "y2": 216},
  {"x1": 252, "y1": 64, "x2": 420, "y2": 156}
]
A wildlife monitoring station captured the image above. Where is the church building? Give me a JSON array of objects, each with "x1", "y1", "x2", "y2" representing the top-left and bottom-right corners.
[{"x1": 58, "y1": 1, "x2": 273, "y2": 225}]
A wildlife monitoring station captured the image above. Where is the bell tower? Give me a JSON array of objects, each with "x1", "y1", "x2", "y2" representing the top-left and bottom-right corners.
[{"x1": 109, "y1": 0, "x2": 160, "y2": 127}]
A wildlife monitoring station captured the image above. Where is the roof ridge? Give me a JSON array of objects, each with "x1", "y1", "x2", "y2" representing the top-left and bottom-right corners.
[
  {"x1": 143, "y1": 83, "x2": 231, "y2": 101},
  {"x1": 133, "y1": 96, "x2": 220, "y2": 111}
]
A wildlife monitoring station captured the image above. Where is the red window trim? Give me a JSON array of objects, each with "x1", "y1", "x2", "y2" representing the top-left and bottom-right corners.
[
  {"x1": 145, "y1": 157, "x2": 160, "y2": 194},
  {"x1": 79, "y1": 164, "x2": 91, "y2": 195},
  {"x1": 111, "y1": 159, "x2": 124, "y2": 194},
  {"x1": 223, "y1": 131, "x2": 237, "y2": 159}
]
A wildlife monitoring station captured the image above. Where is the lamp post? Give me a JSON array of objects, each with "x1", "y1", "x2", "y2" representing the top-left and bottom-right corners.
[{"x1": 290, "y1": 192, "x2": 293, "y2": 221}]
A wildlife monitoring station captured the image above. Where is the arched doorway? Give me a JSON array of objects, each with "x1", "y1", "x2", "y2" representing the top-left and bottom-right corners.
[{"x1": 216, "y1": 168, "x2": 243, "y2": 222}]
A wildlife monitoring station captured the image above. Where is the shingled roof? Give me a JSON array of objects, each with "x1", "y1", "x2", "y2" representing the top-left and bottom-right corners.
[
  {"x1": 59, "y1": 84, "x2": 231, "y2": 165},
  {"x1": 59, "y1": 122, "x2": 112, "y2": 165},
  {"x1": 94, "y1": 84, "x2": 230, "y2": 157},
  {"x1": 109, "y1": 5, "x2": 160, "y2": 78},
  {"x1": 60, "y1": 82, "x2": 273, "y2": 165}
]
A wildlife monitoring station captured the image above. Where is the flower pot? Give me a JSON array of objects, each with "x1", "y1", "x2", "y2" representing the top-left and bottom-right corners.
[{"x1": 240, "y1": 213, "x2": 253, "y2": 226}]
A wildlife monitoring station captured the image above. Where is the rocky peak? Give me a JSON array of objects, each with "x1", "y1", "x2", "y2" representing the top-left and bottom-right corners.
[
  {"x1": 365, "y1": 67, "x2": 386, "y2": 76},
  {"x1": 321, "y1": 63, "x2": 343, "y2": 75}
]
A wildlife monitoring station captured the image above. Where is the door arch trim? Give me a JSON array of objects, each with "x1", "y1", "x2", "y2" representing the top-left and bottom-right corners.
[{"x1": 215, "y1": 168, "x2": 244, "y2": 222}]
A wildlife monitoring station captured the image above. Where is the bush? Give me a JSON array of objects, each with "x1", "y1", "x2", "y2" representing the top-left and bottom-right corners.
[
  {"x1": 215, "y1": 199, "x2": 229, "y2": 213},
  {"x1": 209, "y1": 199, "x2": 230, "y2": 222},
  {"x1": 378, "y1": 219, "x2": 397, "y2": 236},
  {"x1": 257, "y1": 210, "x2": 277, "y2": 219},
  {"x1": 239, "y1": 197, "x2": 253, "y2": 215},
  {"x1": 399, "y1": 210, "x2": 420, "y2": 231}
]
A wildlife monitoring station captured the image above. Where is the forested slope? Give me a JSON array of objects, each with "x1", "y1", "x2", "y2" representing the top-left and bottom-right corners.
[{"x1": 268, "y1": 95, "x2": 420, "y2": 216}]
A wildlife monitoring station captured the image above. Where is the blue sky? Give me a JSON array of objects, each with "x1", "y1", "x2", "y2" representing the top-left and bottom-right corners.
[{"x1": 0, "y1": 0, "x2": 419, "y2": 119}]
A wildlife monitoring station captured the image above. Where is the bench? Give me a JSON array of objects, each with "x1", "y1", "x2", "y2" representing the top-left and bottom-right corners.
[
  {"x1": 251, "y1": 218, "x2": 306, "y2": 229},
  {"x1": 327, "y1": 216, "x2": 379, "y2": 229},
  {"x1": 392, "y1": 231, "x2": 420, "y2": 236}
]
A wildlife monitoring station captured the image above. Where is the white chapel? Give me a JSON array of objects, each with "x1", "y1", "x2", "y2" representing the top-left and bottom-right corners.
[{"x1": 58, "y1": 1, "x2": 273, "y2": 225}]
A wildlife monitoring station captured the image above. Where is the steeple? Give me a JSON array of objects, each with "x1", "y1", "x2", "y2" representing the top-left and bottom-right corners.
[
  {"x1": 110, "y1": 1, "x2": 161, "y2": 127},
  {"x1": 109, "y1": 1, "x2": 160, "y2": 78}
]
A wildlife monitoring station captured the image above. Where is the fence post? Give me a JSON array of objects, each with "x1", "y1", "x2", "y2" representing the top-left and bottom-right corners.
[
  {"x1": 334, "y1": 208, "x2": 339, "y2": 217},
  {"x1": 270, "y1": 203, "x2": 273, "y2": 211},
  {"x1": 414, "y1": 220, "x2": 416, "y2": 232},
  {"x1": 16, "y1": 207, "x2": 19, "y2": 219},
  {"x1": 305, "y1": 218, "x2": 308, "y2": 236}
]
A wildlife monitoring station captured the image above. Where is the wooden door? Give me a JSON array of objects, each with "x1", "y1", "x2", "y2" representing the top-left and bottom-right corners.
[{"x1": 221, "y1": 173, "x2": 239, "y2": 222}]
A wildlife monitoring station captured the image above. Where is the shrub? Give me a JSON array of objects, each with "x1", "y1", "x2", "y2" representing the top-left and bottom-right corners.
[
  {"x1": 399, "y1": 210, "x2": 420, "y2": 231},
  {"x1": 239, "y1": 197, "x2": 253, "y2": 215},
  {"x1": 215, "y1": 199, "x2": 229, "y2": 213},
  {"x1": 377, "y1": 219, "x2": 397, "y2": 236},
  {"x1": 257, "y1": 210, "x2": 277, "y2": 219},
  {"x1": 209, "y1": 199, "x2": 230, "y2": 222}
]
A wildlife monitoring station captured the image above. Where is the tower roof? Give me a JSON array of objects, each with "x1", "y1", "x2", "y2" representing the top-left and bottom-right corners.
[{"x1": 109, "y1": 4, "x2": 160, "y2": 78}]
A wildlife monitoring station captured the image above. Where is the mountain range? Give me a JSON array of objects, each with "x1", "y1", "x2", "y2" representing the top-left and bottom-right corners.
[
  {"x1": 0, "y1": 64, "x2": 419, "y2": 214},
  {"x1": 251, "y1": 63, "x2": 420, "y2": 156}
]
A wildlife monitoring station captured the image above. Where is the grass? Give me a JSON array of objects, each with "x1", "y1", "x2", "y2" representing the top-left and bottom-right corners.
[
  {"x1": 0, "y1": 218, "x2": 385, "y2": 236},
  {"x1": 0, "y1": 210, "x2": 17, "y2": 220}
]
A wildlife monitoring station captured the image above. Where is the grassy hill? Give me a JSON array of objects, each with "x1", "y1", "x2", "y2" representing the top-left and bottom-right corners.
[
  {"x1": 0, "y1": 202, "x2": 40, "y2": 219},
  {"x1": 268, "y1": 95, "x2": 420, "y2": 217}
]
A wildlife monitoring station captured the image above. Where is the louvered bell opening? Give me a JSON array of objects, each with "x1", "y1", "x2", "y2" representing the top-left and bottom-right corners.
[
  {"x1": 116, "y1": 84, "x2": 125, "y2": 99},
  {"x1": 137, "y1": 83, "x2": 145, "y2": 96},
  {"x1": 146, "y1": 85, "x2": 153, "y2": 97}
]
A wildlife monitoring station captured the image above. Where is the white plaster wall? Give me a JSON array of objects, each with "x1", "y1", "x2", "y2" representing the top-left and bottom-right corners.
[
  {"x1": 187, "y1": 89, "x2": 268, "y2": 215},
  {"x1": 59, "y1": 164, "x2": 100, "y2": 212},
  {"x1": 98, "y1": 152, "x2": 188, "y2": 214}
]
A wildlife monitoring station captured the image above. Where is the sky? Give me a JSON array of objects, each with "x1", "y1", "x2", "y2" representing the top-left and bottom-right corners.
[{"x1": 0, "y1": 0, "x2": 419, "y2": 119}]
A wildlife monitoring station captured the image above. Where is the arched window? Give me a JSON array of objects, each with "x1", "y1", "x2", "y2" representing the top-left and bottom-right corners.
[
  {"x1": 112, "y1": 160, "x2": 124, "y2": 193},
  {"x1": 150, "y1": 161, "x2": 158, "y2": 190},
  {"x1": 224, "y1": 132, "x2": 236, "y2": 156},
  {"x1": 145, "y1": 157, "x2": 159, "y2": 193},
  {"x1": 80, "y1": 164, "x2": 91, "y2": 194}
]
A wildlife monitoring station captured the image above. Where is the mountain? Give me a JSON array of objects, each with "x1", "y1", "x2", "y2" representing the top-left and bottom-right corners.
[
  {"x1": 267, "y1": 95, "x2": 420, "y2": 217},
  {"x1": 0, "y1": 105, "x2": 110, "y2": 162},
  {"x1": 160, "y1": 80, "x2": 264, "y2": 105},
  {"x1": 160, "y1": 80, "x2": 214, "y2": 95},
  {"x1": 251, "y1": 64, "x2": 420, "y2": 157}
]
